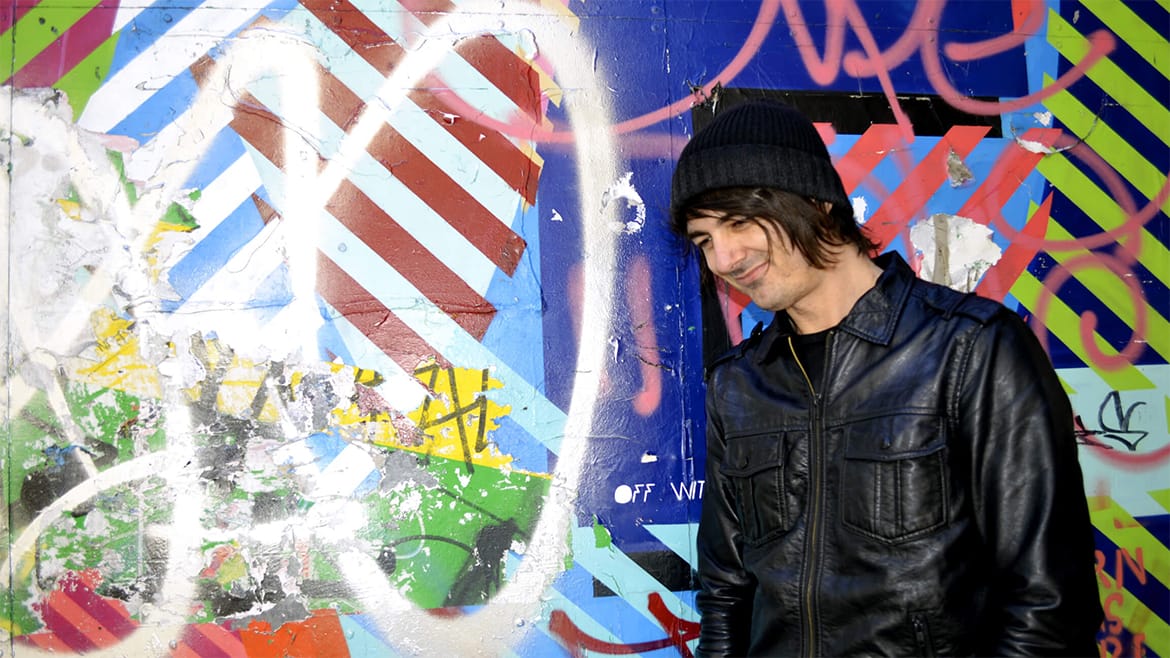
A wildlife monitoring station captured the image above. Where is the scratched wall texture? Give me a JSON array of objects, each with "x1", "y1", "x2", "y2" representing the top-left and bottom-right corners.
[{"x1": 0, "y1": 0, "x2": 1166, "y2": 656}]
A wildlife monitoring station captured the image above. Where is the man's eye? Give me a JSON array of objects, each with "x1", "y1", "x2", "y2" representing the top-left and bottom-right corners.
[{"x1": 691, "y1": 238, "x2": 709, "y2": 250}]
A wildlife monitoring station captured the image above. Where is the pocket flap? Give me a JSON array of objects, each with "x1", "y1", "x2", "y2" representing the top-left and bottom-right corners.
[
  {"x1": 720, "y1": 433, "x2": 784, "y2": 477},
  {"x1": 844, "y1": 414, "x2": 945, "y2": 461}
]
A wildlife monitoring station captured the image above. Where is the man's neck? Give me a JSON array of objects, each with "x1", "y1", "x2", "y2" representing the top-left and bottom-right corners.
[{"x1": 788, "y1": 252, "x2": 883, "y2": 334}]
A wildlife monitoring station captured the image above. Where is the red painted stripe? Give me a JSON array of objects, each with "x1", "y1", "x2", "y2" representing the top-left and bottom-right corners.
[
  {"x1": 865, "y1": 125, "x2": 990, "y2": 251},
  {"x1": 836, "y1": 124, "x2": 905, "y2": 195},
  {"x1": 977, "y1": 192, "x2": 1051, "y2": 302},
  {"x1": 452, "y1": 34, "x2": 544, "y2": 122},
  {"x1": 413, "y1": 82, "x2": 541, "y2": 207},
  {"x1": 301, "y1": 0, "x2": 406, "y2": 71},
  {"x1": 314, "y1": 65, "x2": 526, "y2": 275},
  {"x1": 958, "y1": 128, "x2": 1060, "y2": 219},
  {"x1": 317, "y1": 253, "x2": 452, "y2": 370},
  {"x1": 326, "y1": 179, "x2": 497, "y2": 341},
  {"x1": 36, "y1": 597, "x2": 98, "y2": 653},
  {"x1": 221, "y1": 93, "x2": 498, "y2": 342},
  {"x1": 8, "y1": 1, "x2": 119, "y2": 87},
  {"x1": 60, "y1": 579, "x2": 137, "y2": 639},
  {"x1": 303, "y1": 0, "x2": 543, "y2": 209},
  {"x1": 400, "y1": 0, "x2": 455, "y2": 24}
]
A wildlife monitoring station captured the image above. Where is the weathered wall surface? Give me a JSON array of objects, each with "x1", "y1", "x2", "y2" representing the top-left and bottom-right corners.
[{"x1": 1, "y1": 0, "x2": 1166, "y2": 656}]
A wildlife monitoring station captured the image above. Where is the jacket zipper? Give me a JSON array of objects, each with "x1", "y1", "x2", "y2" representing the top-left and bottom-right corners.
[
  {"x1": 788, "y1": 331, "x2": 831, "y2": 657},
  {"x1": 912, "y1": 613, "x2": 933, "y2": 657}
]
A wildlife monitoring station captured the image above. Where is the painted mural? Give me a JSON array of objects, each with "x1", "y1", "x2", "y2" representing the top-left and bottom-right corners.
[{"x1": 1, "y1": 0, "x2": 1166, "y2": 656}]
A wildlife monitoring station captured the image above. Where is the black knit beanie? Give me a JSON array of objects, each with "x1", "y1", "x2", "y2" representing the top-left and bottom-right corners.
[{"x1": 671, "y1": 99, "x2": 850, "y2": 217}]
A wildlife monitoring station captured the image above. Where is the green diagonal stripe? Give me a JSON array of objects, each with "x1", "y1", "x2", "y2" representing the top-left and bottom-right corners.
[
  {"x1": 1, "y1": 0, "x2": 102, "y2": 82},
  {"x1": 55, "y1": 31, "x2": 120, "y2": 120},
  {"x1": 1047, "y1": 9, "x2": 1170, "y2": 148},
  {"x1": 1081, "y1": 0, "x2": 1170, "y2": 74},
  {"x1": 1036, "y1": 153, "x2": 1169, "y2": 283},
  {"x1": 1043, "y1": 76, "x2": 1170, "y2": 217},
  {"x1": 1010, "y1": 270, "x2": 1154, "y2": 390}
]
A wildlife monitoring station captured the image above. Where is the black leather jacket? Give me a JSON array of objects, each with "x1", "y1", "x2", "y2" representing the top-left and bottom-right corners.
[{"x1": 696, "y1": 252, "x2": 1103, "y2": 657}]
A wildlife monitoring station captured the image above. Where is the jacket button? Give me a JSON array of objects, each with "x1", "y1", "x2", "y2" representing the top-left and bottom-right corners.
[{"x1": 881, "y1": 436, "x2": 893, "y2": 449}]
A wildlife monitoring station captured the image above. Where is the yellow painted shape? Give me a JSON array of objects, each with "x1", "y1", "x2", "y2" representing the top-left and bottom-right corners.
[
  {"x1": 391, "y1": 363, "x2": 516, "y2": 470},
  {"x1": 1088, "y1": 496, "x2": 1170, "y2": 654},
  {"x1": 1010, "y1": 272, "x2": 1154, "y2": 390},
  {"x1": 1097, "y1": 569, "x2": 1169, "y2": 656},
  {"x1": 72, "y1": 309, "x2": 162, "y2": 399},
  {"x1": 1089, "y1": 495, "x2": 1170, "y2": 589},
  {"x1": 1150, "y1": 488, "x2": 1170, "y2": 513}
]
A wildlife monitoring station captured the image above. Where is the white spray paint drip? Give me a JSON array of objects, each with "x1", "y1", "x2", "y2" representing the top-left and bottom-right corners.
[
  {"x1": 602, "y1": 171, "x2": 647, "y2": 234},
  {"x1": 335, "y1": 2, "x2": 621, "y2": 654},
  {"x1": 909, "y1": 213, "x2": 1003, "y2": 293}
]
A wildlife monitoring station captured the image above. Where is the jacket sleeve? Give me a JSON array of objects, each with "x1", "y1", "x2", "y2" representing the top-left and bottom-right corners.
[
  {"x1": 956, "y1": 308, "x2": 1103, "y2": 656},
  {"x1": 695, "y1": 380, "x2": 755, "y2": 657}
]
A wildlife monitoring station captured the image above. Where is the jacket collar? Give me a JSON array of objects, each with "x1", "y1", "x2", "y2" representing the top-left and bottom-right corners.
[{"x1": 754, "y1": 251, "x2": 914, "y2": 364}]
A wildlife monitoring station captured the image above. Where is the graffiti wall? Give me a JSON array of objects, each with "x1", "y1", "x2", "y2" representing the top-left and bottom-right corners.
[{"x1": 1, "y1": 0, "x2": 1166, "y2": 656}]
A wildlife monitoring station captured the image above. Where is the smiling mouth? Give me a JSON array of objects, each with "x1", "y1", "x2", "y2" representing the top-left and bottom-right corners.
[{"x1": 732, "y1": 262, "x2": 766, "y2": 287}]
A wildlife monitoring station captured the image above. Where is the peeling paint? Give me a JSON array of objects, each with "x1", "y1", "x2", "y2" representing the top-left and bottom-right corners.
[{"x1": 909, "y1": 213, "x2": 1002, "y2": 293}]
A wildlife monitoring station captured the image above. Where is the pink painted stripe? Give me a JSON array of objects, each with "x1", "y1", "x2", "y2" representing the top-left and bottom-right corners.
[
  {"x1": 180, "y1": 625, "x2": 233, "y2": 658},
  {"x1": 0, "y1": 2, "x2": 36, "y2": 34},
  {"x1": 37, "y1": 598, "x2": 98, "y2": 653},
  {"x1": 195, "y1": 622, "x2": 248, "y2": 658},
  {"x1": 60, "y1": 584, "x2": 137, "y2": 640},
  {"x1": 46, "y1": 589, "x2": 122, "y2": 648},
  {"x1": 8, "y1": 1, "x2": 120, "y2": 87}
]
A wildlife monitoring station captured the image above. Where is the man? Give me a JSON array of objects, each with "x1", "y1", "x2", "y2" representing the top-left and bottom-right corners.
[{"x1": 671, "y1": 98, "x2": 1103, "y2": 657}]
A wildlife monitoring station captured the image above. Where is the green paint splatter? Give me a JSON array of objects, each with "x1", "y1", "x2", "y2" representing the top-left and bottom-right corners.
[{"x1": 593, "y1": 515, "x2": 612, "y2": 549}]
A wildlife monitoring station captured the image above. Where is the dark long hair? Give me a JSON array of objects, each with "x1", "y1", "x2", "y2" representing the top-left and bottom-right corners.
[{"x1": 671, "y1": 187, "x2": 878, "y2": 269}]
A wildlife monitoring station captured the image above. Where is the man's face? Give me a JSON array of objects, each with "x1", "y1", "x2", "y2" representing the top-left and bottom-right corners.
[{"x1": 685, "y1": 210, "x2": 825, "y2": 313}]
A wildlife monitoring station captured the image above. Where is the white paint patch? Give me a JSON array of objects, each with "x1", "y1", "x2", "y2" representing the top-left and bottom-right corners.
[
  {"x1": 641, "y1": 452, "x2": 658, "y2": 463},
  {"x1": 909, "y1": 213, "x2": 1002, "y2": 293},
  {"x1": 851, "y1": 195, "x2": 870, "y2": 225},
  {"x1": 550, "y1": 209, "x2": 564, "y2": 222},
  {"x1": 614, "y1": 484, "x2": 633, "y2": 504},
  {"x1": 1016, "y1": 137, "x2": 1056, "y2": 154},
  {"x1": 1033, "y1": 111, "x2": 1053, "y2": 126},
  {"x1": 602, "y1": 172, "x2": 647, "y2": 234}
]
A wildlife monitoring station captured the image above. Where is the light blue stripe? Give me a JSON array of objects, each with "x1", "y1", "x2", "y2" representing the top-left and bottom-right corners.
[
  {"x1": 316, "y1": 214, "x2": 567, "y2": 454},
  {"x1": 106, "y1": 0, "x2": 202, "y2": 79},
  {"x1": 642, "y1": 523, "x2": 699, "y2": 571},
  {"x1": 346, "y1": 0, "x2": 526, "y2": 123},
  {"x1": 570, "y1": 526, "x2": 697, "y2": 623},
  {"x1": 245, "y1": 68, "x2": 500, "y2": 294},
  {"x1": 339, "y1": 614, "x2": 403, "y2": 658}
]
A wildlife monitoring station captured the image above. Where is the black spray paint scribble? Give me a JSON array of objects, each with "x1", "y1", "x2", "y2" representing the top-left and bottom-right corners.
[{"x1": 1074, "y1": 390, "x2": 1148, "y2": 451}]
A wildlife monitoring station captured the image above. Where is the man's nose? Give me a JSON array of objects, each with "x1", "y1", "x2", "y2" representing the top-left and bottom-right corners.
[{"x1": 706, "y1": 235, "x2": 743, "y2": 276}]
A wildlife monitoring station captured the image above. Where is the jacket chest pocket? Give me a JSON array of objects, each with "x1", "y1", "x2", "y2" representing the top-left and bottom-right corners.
[
  {"x1": 839, "y1": 415, "x2": 948, "y2": 544},
  {"x1": 720, "y1": 431, "x2": 805, "y2": 547}
]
